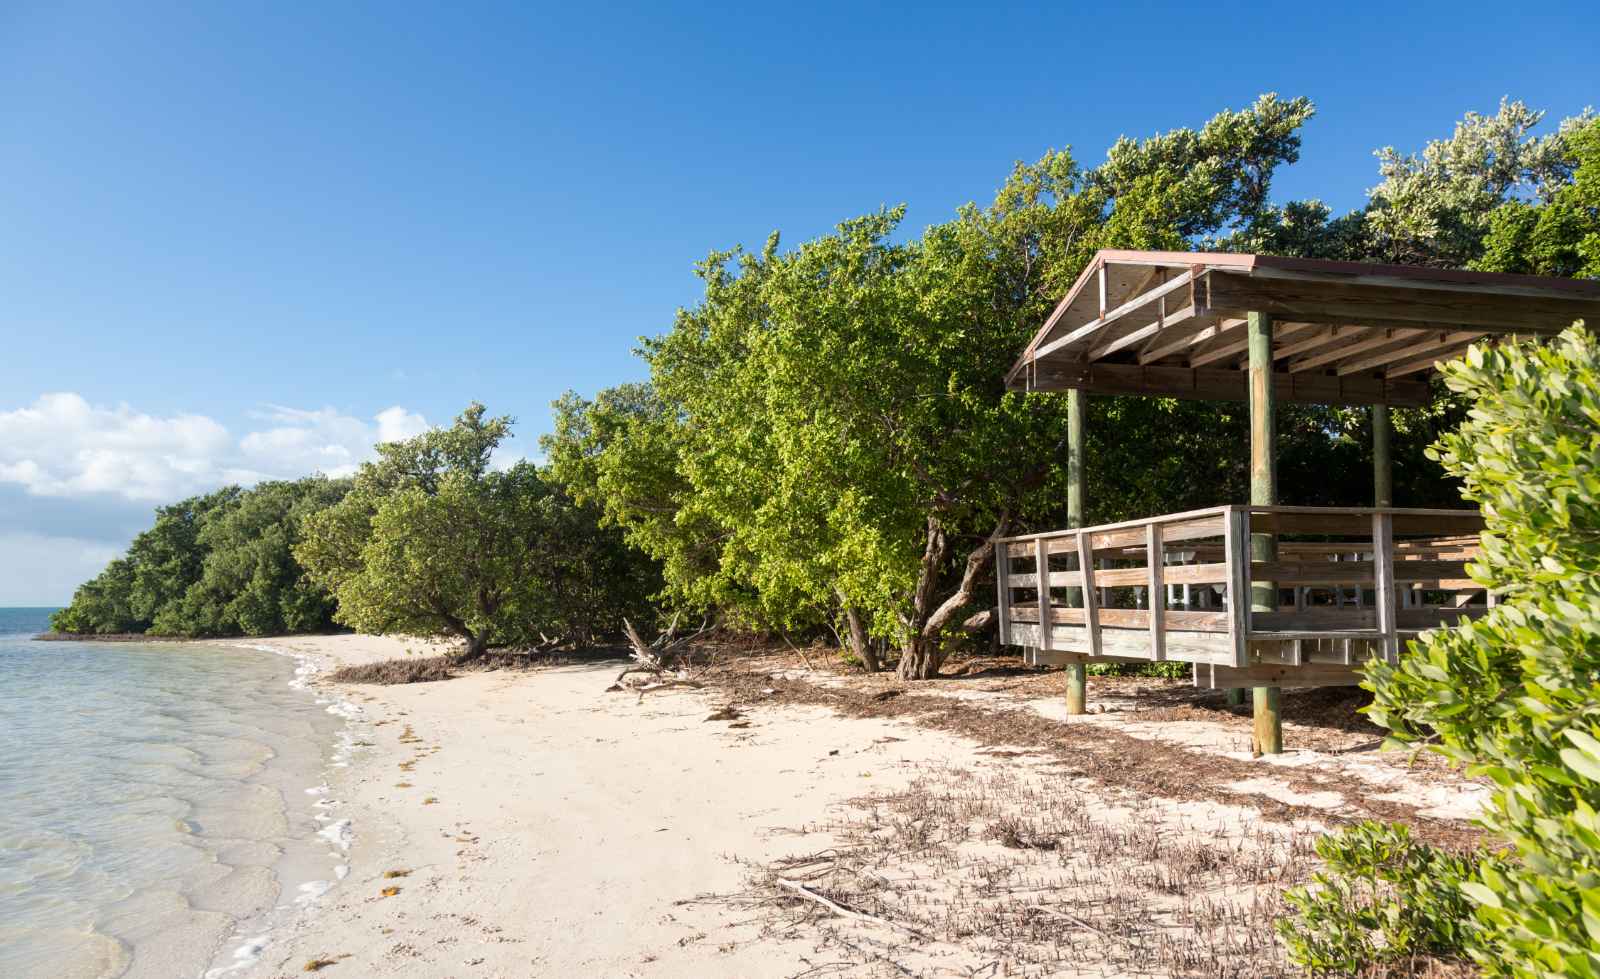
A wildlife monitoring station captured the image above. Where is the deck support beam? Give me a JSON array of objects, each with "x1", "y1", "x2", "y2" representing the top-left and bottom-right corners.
[
  {"x1": 1248, "y1": 311, "x2": 1283, "y2": 754},
  {"x1": 1373, "y1": 404, "x2": 1393, "y2": 507},
  {"x1": 1064, "y1": 388, "x2": 1087, "y2": 715}
]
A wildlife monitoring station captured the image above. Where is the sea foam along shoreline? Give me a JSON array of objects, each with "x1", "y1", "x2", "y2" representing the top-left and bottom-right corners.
[{"x1": 201, "y1": 641, "x2": 367, "y2": 979}]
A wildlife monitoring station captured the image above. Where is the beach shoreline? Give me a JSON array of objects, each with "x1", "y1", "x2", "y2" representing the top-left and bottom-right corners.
[
  {"x1": 214, "y1": 633, "x2": 1008, "y2": 978},
  {"x1": 209, "y1": 634, "x2": 1490, "y2": 978}
]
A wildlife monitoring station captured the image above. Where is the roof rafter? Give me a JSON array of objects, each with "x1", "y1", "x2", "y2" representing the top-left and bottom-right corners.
[{"x1": 1010, "y1": 249, "x2": 1600, "y2": 405}]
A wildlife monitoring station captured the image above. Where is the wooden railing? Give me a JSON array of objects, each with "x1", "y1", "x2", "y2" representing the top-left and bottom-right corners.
[{"x1": 996, "y1": 506, "x2": 1486, "y2": 685}]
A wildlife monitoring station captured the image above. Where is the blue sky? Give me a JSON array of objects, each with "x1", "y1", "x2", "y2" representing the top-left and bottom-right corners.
[{"x1": 1, "y1": 0, "x2": 1596, "y2": 604}]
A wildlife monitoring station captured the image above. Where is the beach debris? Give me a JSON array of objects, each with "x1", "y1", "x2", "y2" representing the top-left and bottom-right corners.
[
  {"x1": 394, "y1": 782, "x2": 413, "y2": 788},
  {"x1": 774, "y1": 878, "x2": 925, "y2": 938},
  {"x1": 382, "y1": 869, "x2": 411, "y2": 879},
  {"x1": 302, "y1": 954, "x2": 349, "y2": 971},
  {"x1": 607, "y1": 618, "x2": 716, "y2": 701},
  {"x1": 423, "y1": 797, "x2": 439, "y2": 805},
  {"x1": 380, "y1": 886, "x2": 401, "y2": 898},
  {"x1": 704, "y1": 705, "x2": 742, "y2": 722}
]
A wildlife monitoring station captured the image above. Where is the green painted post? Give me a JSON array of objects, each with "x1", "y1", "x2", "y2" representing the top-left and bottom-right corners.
[
  {"x1": 1373, "y1": 404, "x2": 1393, "y2": 507},
  {"x1": 1248, "y1": 311, "x2": 1283, "y2": 755},
  {"x1": 1065, "y1": 388, "x2": 1087, "y2": 716}
]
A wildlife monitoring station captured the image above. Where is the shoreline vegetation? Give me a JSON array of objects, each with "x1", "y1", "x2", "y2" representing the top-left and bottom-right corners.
[{"x1": 40, "y1": 98, "x2": 1600, "y2": 974}]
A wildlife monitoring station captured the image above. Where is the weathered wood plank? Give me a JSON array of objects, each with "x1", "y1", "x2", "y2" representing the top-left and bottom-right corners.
[
  {"x1": 1034, "y1": 538, "x2": 1053, "y2": 654},
  {"x1": 1225, "y1": 508, "x2": 1252, "y2": 668},
  {"x1": 1290, "y1": 327, "x2": 1423, "y2": 372},
  {"x1": 994, "y1": 541, "x2": 1012, "y2": 647},
  {"x1": 1027, "y1": 648, "x2": 1153, "y2": 668},
  {"x1": 1247, "y1": 508, "x2": 1483, "y2": 536},
  {"x1": 1245, "y1": 559, "x2": 1470, "y2": 585},
  {"x1": 1088, "y1": 297, "x2": 1199, "y2": 360},
  {"x1": 1023, "y1": 361, "x2": 1433, "y2": 407},
  {"x1": 1009, "y1": 605, "x2": 1229, "y2": 631},
  {"x1": 1032, "y1": 272, "x2": 1197, "y2": 360},
  {"x1": 1093, "y1": 562, "x2": 1230, "y2": 587},
  {"x1": 1337, "y1": 330, "x2": 1482, "y2": 376},
  {"x1": 1187, "y1": 319, "x2": 1251, "y2": 367},
  {"x1": 1387, "y1": 339, "x2": 1481, "y2": 378},
  {"x1": 1010, "y1": 623, "x2": 1231, "y2": 663},
  {"x1": 1253, "y1": 606, "x2": 1487, "y2": 631},
  {"x1": 1203, "y1": 270, "x2": 1599, "y2": 333},
  {"x1": 1373, "y1": 513, "x2": 1399, "y2": 662},
  {"x1": 1077, "y1": 531, "x2": 1100, "y2": 657},
  {"x1": 1148, "y1": 523, "x2": 1166, "y2": 661},
  {"x1": 1202, "y1": 661, "x2": 1366, "y2": 689}
]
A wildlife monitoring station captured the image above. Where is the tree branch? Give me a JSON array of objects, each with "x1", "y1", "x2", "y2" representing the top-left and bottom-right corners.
[{"x1": 921, "y1": 512, "x2": 1009, "y2": 638}]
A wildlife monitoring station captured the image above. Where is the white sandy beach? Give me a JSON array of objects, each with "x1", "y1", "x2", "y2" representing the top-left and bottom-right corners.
[{"x1": 222, "y1": 635, "x2": 1490, "y2": 978}]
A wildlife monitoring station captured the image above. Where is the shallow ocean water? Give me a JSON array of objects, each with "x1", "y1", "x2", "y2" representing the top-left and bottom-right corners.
[{"x1": 0, "y1": 609, "x2": 348, "y2": 979}]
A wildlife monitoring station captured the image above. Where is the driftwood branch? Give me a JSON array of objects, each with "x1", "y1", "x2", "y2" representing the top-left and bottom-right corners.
[
  {"x1": 775, "y1": 879, "x2": 926, "y2": 939},
  {"x1": 781, "y1": 633, "x2": 817, "y2": 672},
  {"x1": 608, "y1": 618, "x2": 717, "y2": 696}
]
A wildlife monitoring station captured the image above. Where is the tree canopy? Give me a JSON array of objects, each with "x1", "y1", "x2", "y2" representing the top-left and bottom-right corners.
[
  {"x1": 50, "y1": 478, "x2": 346, "y2": 637},
  {"x1": 298, "y1": 404, "x2": 657, "y2": 659}
]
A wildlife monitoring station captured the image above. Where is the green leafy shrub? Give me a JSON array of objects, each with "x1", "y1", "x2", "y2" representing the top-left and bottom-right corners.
[
  {"x1": 1280, "y1": 822, "x2": 1485, "y2": 973},
  {"x1": 1084, "y1": 660, "x2": 1189, "y2": 679},
  {"x1": 1281, "y1": 326, "x2": 1600, "y2": 976}
]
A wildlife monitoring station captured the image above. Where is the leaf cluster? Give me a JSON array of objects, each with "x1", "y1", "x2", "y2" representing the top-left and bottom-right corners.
[
  {"x1": 1278, "y1": 821, "x2": 1486, "y2": 974},
  {"x1": 299, "y1": 404, "x2": 657, "y2": 654},
  {"x1": 1284, "y1": 327, "x2": 1600, "y2": 976}
]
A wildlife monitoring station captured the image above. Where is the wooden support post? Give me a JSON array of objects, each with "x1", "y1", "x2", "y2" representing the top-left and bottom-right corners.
[
  {"x1": 1064, "y1": 388, "x2": 1087, "y2": 715},
  {"x1": 1248, "y1": 310, "x2": 1283, "y2": 755},
  {"x1": 1147, "y1": 523, "x2": 1165, "y2": 661},
  {"x1": 1034, "y1": 539, "x2": 1053, "y2": 655},
  {"x1": 995, "y1": 542, "x2": 1012, "y2": 647},
  {"x1": 1373, "y1": 404, "x2": 1393, "y2": 508},
  {"x1": 1373, "y1": 512, "x2": 1399, "y2": 663},
  {"x1": 1076, "y1": 531, "x2": 1101, "y2": 659},
  {"x1": 1224, "y1": 508, "x2": 1251, "y2": 708}
]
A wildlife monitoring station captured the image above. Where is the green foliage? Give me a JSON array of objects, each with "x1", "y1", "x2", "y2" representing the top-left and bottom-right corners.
[
  {"x1": 154, "y1": 478, "x2": 351, "y2": 636},
  {"x1": 1278, "y1": 822, "x2": 1486, "y2": 973},
  {"x1": 1222, "y1": 99, "x2": 1597, "y2": 278},
  {"x1": 1084, "y1": 660, "x2": 1189, "y2": 679},
  {"x1": 1357, "y1": 327, "x2": 1600, "y2": 976},
  {"x1": 543, "y1": 95, "x2": 1323, "y2": 677},
  {"x1": 50, "y1": 480, "x2": 344, "y2": 637},
  {"x1": 50, "y1": 557, "x2": 142, "y2": 634},
  {"x1": 299, "y1": 404, "x2": 656, "y2": 658},
  {"x1": 1365, "y1": 99, "x2": 1589, "y2": 267},
  {"x1": 1283, "y1": 328, "x2": 1600, "y2": 977},
  {"x1": 1477, "y1": 118, "x2": 1600, "y2": 278}
]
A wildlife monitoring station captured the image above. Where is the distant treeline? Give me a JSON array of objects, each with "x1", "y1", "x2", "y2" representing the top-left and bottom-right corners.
[
  {"x1": 52, "y1": 410, "x2": 660, "y2": 650},
  {"x1": 52, "y1": 478, "x2": 351, "y2": 637}
]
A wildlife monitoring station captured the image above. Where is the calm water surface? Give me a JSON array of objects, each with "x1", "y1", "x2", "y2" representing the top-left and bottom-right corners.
[{"x1": 0, "y1": 609, "x2": 349, "y2": 979}]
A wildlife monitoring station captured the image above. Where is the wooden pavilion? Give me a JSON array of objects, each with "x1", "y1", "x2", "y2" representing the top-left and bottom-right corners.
[{"x1": 994, "y1": 250, "x2": 1600, "y2": 753}]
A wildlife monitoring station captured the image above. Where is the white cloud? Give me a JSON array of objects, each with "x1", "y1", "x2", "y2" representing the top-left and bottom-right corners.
[
  {"x1": 376, "y1": 406, "x2": 429, "y2": 443},
  {"x1": 0, "y1": 395, "x2": 440, "y2": 604},
  {"x1": 0, "y1": 393, "x2": 430, "y2": 502},
  {"x1": 0, "y1": 393, "x2": 230, "y2": 500}
]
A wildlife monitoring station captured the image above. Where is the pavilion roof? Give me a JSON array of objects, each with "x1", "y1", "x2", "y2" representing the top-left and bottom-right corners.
[{"x1": 1007, "y1": 250, "x2": 1600, "y2": 407}]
